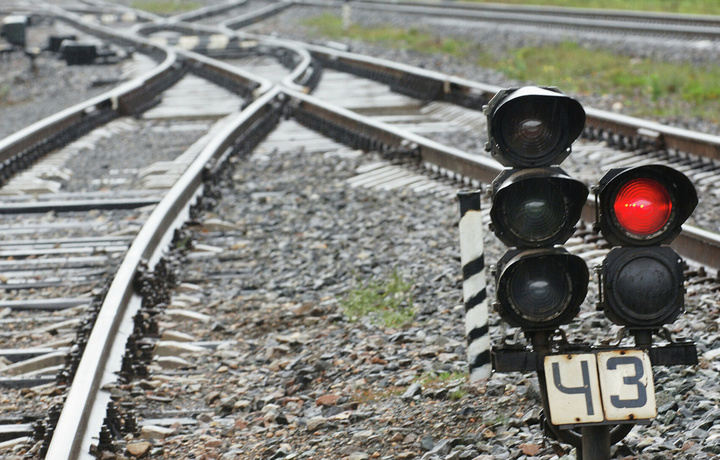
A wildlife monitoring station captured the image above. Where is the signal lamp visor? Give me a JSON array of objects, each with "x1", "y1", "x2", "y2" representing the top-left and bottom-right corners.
[
  {"x1": 495, "y1": 249, "x2": 588, "y2": 330},
  {"x1": 597, "y1": 165, "x2": 698, "y2": 246},
  {"x1": 601, "y1": 247, "x2": 684, "y2": 328},
  {"x1": 487, "y1": 86, "x2": 585, "y2": 168},
  {"x1": 491, "y1": 168, "x2": 589, "y2": 248}
]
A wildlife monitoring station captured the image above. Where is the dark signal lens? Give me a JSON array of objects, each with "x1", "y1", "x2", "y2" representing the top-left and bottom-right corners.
[
  {"x1": 504, "y1": 180, "x2": 565, "y2": 244},
  {"x1": 495, "y1": 250, "x2": 588, "y2": 330},
  {"x1": 507, "y1": 257, "x2": 570, "y2": 322},
  {"x1": 499, "y1": 102, "x2": 567, "y2": 165},
  {"x1": 602, "y1": 247, "x2": 684, "y2": 327},
  {"x1": 614, "y1": 178, "x2": 672, "y2": 236},
  {"x1": 491, "y1": 169, "x2": 589, "y2": 248},
  {"x1": 487, "y1": 86, "x2": 586, "y2": 168}
]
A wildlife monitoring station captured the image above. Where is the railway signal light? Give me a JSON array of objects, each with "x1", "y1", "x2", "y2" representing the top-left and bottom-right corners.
[
  {"x1": 486, "y1": 86, "x2": 585, "y2": 168},
  {"x1": 485, "y1": 86, "x2": 589, "y2": 331},
  {"x1": 482, "y1": 86, "x2": 699, "y2": 457},
  {"x1": 596, "y1": 165, "x2": 698, "y2": 329},
  {"x1": 596, "y1": 165, "x2": 697, "y2": 247}
]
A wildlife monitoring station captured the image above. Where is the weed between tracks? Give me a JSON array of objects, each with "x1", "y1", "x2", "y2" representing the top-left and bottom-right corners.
[
  {"x1": 340, "y1": 269, "x2": 416, "y2": 328},
  {"x1": 303, "y1": 13, "x2": 720, "y2": 122}
]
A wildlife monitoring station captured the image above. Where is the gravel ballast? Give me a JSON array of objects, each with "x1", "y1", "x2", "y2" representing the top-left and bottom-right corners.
[{"x1": 94, "y1": 120, "x2": 720, "y2": 460}]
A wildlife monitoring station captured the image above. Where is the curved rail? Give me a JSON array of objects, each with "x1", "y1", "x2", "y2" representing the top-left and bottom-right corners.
[
  {"x1": 0, "y1": 7, "x2": 181, "y2": 186},
  {"x1": 45, "y1": 82, "x2": 284, "y2": 459},
  {"x1": 22, "y1": 3, "x2": 276, "y2": 457},
  {"x1": 132, "y1": 18, "x2": 314, "y2": 92}
]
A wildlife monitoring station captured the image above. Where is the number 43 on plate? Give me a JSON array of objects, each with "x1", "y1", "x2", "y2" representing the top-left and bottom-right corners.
[{"x1": 543, "y1": 350, "x2": 657, "y2": 426}]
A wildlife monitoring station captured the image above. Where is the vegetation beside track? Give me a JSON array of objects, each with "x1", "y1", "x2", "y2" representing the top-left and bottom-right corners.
[
  {"x1": 341, "y1": 269, "x2": 416, "y2": 328},
  {"x1": 470, "y1": 0, "x2": 720, "y2": 16},
  {"x1": 129, "y1": 1, "x2": 202, "y2": 14},
  {"x1": 303, "y1": 13, "x2": 720, "y2": 122}
]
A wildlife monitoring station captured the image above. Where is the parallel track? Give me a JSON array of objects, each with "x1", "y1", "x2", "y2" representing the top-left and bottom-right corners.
[{"x1": 300, "y1": 0, "x2": 720, "y2": 39}]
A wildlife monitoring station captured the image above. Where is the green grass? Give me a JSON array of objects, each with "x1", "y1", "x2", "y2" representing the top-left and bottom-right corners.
[
  {"x1": 479, "y1": 41, "x2": 720, "y2": 119},
  {"x1": 303, "y1": 13, "x2": 471, "y2": 57},
  {"x1": 129, "y1": 1, "x2": 202, "y2": 14},
  {"x1": 302, "y1": 14, "x2": 720, "y2": 121},
  {"x1": 416, "y1": 371, "x2": 469, "y2": 400},
  {"x1": 469, "y1": 0, "x2": 720, "y2": 15},
  {"x1": 341, "y1": 270, "x2": 415, "y2": 328},
  {"x1": 0, "y1": 85, "x2": 9, "y2": 105},
  {"x1": 418, "y1": 370, "x2": 467, "y2": 384}
]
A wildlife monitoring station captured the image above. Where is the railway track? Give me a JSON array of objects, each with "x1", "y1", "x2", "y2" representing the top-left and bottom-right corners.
[
  {"x1": 0, "y1": 1, "x2": 719, "y2": 459},
  {"x1": 329, "y1": 0, "x2": 720, "y2": 40}
]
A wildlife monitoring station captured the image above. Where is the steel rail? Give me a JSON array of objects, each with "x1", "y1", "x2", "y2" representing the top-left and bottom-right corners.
[
  {"x1": 44, "y1": 80, "x2": 284, "y2": 460},
  {"x1": 18, "y1": 4, "x2": 276, "y2": 458},
  {"x1": 45, "y1": 2, "x2": 720, "y2": 270},
  {"x1": 351, "y1": 0, "x2": 720, "y2": 22},
  {"x1": 131, "y1": 18, "x2": 313, "y2": 93},
  {"x1": 124, "y1": 5, "x2": 720, "y2": 269},
  {"x1": 220, "y1": 1, "x2": 294, "y2": 30},
  {"x1": 353, "y1": 0, "x2": 720, "y2": 26},
  {"x1": 299, "y1": 42, "x2": 720, "y2": 161},
  {"x1": 284, "y1": 87, "x2": 503, "y2": 183}
]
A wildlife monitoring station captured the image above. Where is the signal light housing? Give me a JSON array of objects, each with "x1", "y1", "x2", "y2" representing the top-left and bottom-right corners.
[
  {"x1": 494, "y1": 249, "x2": 588, "y2": 331},
  {"x1": 601, "y1": 246, "x2": 685, "y2": 328},
  {"x1": 487, "y1": 86, "x2": 589, "y2": 333},
  {"x1": 485, "y1": 86, "x2": 585, "y2": 168},
  {"x1": 597, "y1": 165, "x2": 697, "y2": 247},
  {"x1": 490, "y1": 167, "x2": 589, "y2": 248}
]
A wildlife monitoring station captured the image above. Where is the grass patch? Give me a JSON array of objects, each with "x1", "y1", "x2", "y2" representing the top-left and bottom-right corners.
[
  {"x1": 417, "y1": 371, "x2": 469, "y2": 400},
  {"x1": 478, "y1": 41, "x2": 720, "y2": 120},
  {"x1": 418, "y1": 370, "x2": 467, "y2": 385},
  {"x1": 341, "y1": 270, "x2": 415, "y2": 328},
  {"x1": 0, "y1": 85, "x2": 9, "y2": 105},
  {"x1": 469, "y1": 0, "x2": 720, "y2": 15},
  {"x1": 353, "y1": 386, "x2": 405, "y2": 404},
  {"x1": 303, "y1": 13, "x2": 472, "y2": 57},
  {"x1": 129, "y1": 1, "x2": 202, "y2": 14},
  {"x1": 302, "y1": 14, "x2": 720, "y2": 121}
]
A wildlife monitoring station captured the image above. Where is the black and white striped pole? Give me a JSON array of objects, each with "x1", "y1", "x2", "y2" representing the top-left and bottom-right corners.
[{"x1": 457, "y1": 190, "x2": 491, "y2": 382}]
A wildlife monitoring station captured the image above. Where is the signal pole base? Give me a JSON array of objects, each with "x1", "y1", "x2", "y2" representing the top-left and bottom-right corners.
[{"x1": 580, "y1": 425, "x2": 610, "y2": 460}]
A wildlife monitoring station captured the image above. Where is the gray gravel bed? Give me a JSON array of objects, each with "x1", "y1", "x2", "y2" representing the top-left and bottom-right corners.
[
  {"x1": 0, "y1": 3, "x2": 718, "y2": 459},
  {"x1": 0, "y1": 17, "x2": 131, "y2": 140},
  {"x1": 91, "y1": 122, "x2": 720, "y2": 460},
  {"x1": 61, "y1": 119, "x2": 209, "y2": 193}
]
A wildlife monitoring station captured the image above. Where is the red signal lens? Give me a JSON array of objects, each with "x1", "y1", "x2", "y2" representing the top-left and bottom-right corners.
[{"x1": 613, "y1": 178, "x2": 672, "y2": 236}]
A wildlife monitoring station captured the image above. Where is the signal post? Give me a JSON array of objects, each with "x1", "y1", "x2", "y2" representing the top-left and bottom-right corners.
[{"x1": 460, "y1": 86, "x2": 699, "y2": 459}]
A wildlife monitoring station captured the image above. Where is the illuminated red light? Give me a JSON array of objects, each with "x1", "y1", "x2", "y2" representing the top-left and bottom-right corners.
[{"x1": 613, "y1": 178, "x2": 672, "y2": 235}]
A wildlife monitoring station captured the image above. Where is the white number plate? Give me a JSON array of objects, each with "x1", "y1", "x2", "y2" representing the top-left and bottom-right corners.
[{"x1": 544, "y1": 350, "x2": 656, "y2": 426}]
